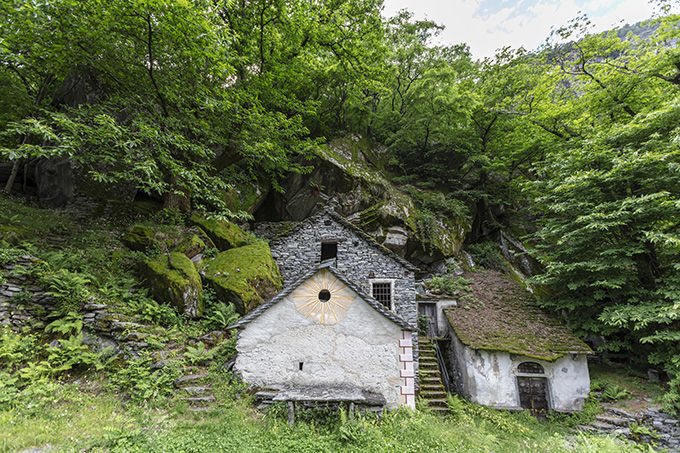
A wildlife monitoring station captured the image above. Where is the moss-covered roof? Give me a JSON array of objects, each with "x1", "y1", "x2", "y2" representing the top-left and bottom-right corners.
[{"x1": 444, "y1": 271, "x2": 591, "y2": 361}]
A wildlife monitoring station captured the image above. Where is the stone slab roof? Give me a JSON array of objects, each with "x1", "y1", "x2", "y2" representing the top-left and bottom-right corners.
[
  {"x1": 269, "y1": 207, "x2": 419, "y2": 273},
  {"x1": 229, "y1": 262, "x2": 415, "y2": 331},
  {"x1": 444, "y1": 270, "x2": 592, "y2": 361}
]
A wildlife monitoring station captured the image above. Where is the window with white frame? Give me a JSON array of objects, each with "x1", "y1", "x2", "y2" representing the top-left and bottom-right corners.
[{"x1": 371, "y1": 281, "x2": 393, "y2": 310}]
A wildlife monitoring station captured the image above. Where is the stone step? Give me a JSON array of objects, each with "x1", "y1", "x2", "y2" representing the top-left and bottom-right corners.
[
  {"x1": 420, "y1": 375, "x2": 444, "y2": 386},
  {"x1": 420, "y1": 384, "x2": 445, "y2": 390},
  {"x1": 421, "y1": 391, "x2": 447, "y2": 399},
  {"x1": 428, "y1": 406, "x2": 450, "y2": 415},
  {"x1": 184, "y1": 396, "x2": 216, "y2": 405},
  {"x1": 596, "y1": 414, "x2": 629, "y2": 427},
  {"x1": 602, "y1": 405, "x2": 642, "y2": 420},
  {"x1": 420, "y1": 369, "x2": 442, "y2": 374},
  {"x1": 182, "y1": 386, "x2": 213, "y2": 395},
  {"x1": 427, "y1": 399, "x2": 449, "y2": 407},
  {"x1": 420, "y1": 365, "x2": 440, "y2": 371},
  {"x1": 590, "y1": 421, "x2": 617, "y2": 431},
  {"x1": 175, "y1": 374, "x2": 210, "y2": 386}
]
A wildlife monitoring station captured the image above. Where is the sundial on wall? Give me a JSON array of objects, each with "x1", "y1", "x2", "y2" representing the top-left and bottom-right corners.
[{"x1": 292, "y1": 269, "x2": 354, "y2": 325}]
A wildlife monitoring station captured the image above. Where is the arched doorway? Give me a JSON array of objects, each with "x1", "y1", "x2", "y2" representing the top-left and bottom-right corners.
[{"x1": 517, "y1": 362, "x2": 549, "y2": 418}]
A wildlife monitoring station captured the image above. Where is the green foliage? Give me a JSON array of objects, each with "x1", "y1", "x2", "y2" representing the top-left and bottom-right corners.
[
  {"x1": 203, "y1": 286, "x2": 240, "y2": 331},
  {"x1": 41, "y1": 269, "x2": 93, "y2": 313},
  {"x1": 629, "y1": 421, "x2": 661, "y2": 441},
  {"x1": 0, "y1": 327, "x2": 41, "y2": 371},
  {"x1": 184, "y1": 342, "x2": 214, "y2": 366},
  {"x1": 466, "y1": 241, "x2": 509, "y2": 272},
  {"x1": 45, "y1": 332, "x2": 104, "y2": 375},
  {"x1": 202, "y1": 247, "x2": 218, "y2": 259},
  {"x1": 427, "y1": 275, "x2": 473, "y2": 296},
  {"x1": 107, "y1": 355, "x2": 181, "y2": 403},
  {"x1": 124, "y1": 288, "x2": 182, "y2": 326},
  {"x1": 45, "y1": 311, "x2": 83, "y2": 337},
  {"x1": 591, "y1": 379, "x2": 633, "y2": 402}
]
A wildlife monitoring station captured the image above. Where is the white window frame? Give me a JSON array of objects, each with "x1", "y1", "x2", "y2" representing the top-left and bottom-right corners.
[{"x1": 370, "y1": 279, "x2": 395, "y2": 311}]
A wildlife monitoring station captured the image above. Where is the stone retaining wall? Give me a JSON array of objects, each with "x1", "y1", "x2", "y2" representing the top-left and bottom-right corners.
[{"x1": 1, "y1": 256, "x2": 151, "y2": 358}]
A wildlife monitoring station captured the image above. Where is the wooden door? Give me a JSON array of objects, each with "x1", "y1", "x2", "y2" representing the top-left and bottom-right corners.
[
  {"x1": 517, "y1": 377, "x2": 549, "y2": 418},
  {"x1": 418, "y1": 303, "x2": 437, "y2": 338}
]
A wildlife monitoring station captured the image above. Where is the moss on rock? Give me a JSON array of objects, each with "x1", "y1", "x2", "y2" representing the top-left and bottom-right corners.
[
  {"x1": 121, "y1": 225, "x2": 155, "y2": 252},
  {"x1": 141, "y1": 251, "x2": 204, "y2": 318},
  {"x1": 203, "y1": 241, "x2": 282, "y2": 315},
  {"x1": 190, "y1": 213, "x2": 252, "y2": 251},
  {"x1": 172, "y1": 234, "x2": 206, "y2": 259}
]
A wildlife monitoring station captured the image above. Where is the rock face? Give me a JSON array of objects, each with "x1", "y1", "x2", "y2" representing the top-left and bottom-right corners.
[
  {"x1": 35, "y1": 157, "x2": 74, "y2": 208},
  {"x1": 190, "y1": 213, "x2": 252, "y2": 251},
  {"x1": 203, "y1": 241, "x2": 282, "y2": 315},
  {"x1": 253, "y1": 135, "x2": 470, "y2": 270},
  {"x1": 141, "y1": 252, "x2": 204, "y2": 318}
]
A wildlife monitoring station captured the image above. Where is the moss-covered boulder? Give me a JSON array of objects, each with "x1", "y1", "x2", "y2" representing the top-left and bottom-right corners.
[
  {"x1": 173, "y1": 234, "x2": 206, "y2": 260},
  {"x1": 121, "y1": 225, "x2": 155, "y2": 252},
  {"x1": 0, "y1": 227, "x2": 27, "y2": 246},
  {"x1": 190, "y1": 213, "x2": 252, "y2": 251},
  {"x1": 203, "y1": 241, "x2": 282, "y2": 315},
  {"x1": 141, "y1": 252, "x2": 204, "y2": 318}
]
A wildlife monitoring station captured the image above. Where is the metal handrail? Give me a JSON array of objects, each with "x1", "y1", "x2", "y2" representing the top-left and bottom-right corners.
[{"x1": 434, "y1": 339, "x2": 452, "y2": 393}]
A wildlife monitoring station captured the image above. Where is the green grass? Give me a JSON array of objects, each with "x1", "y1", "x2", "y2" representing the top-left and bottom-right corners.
[{"x1": 1, "y1": 381, "x2": 645, "y2": 453}]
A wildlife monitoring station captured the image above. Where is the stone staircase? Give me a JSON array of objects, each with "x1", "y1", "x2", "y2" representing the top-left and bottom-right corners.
[
  {"x1": 175, "y1": 368, "x2": 217, "y2": 412},
  {"x1": 418, "y1": 338, "x2": 449, "y2": 415}
]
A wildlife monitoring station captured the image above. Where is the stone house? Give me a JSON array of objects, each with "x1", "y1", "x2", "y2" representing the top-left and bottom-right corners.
[
  {"x1": 231, "y1": 208, "x2": 420, "y2": 409},
  {"x1": 232, "y1": 208, "x2": 591, "y2": 414},
  {"x1": 442, "y1": 271, "x2": 592, "y2": 414},
  {"x1": 232, "y1": 265, "x2": 416, "y2": 409}
]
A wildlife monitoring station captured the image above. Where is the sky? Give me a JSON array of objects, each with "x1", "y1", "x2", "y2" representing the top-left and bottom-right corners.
[{"x1": 381, "y1": 0, "x2": 664, "y2": 60}]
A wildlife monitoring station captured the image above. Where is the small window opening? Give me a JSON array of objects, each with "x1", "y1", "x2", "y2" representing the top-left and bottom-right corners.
[
  {"x1": 518, "y1": 362, "x2": 544, "y2": 374},
  {"x1": 299, "y1": 362, "x2": 304, "y2": 371},
  {"x1": 318, "y1": 289, "x2": 331, "y2": 302},
  {"x1": 321, "y1": 242, "x2": 337, "y2": 261},
  {"x1": 372, "y1": 282, "x2": 392, "y2": 309}
]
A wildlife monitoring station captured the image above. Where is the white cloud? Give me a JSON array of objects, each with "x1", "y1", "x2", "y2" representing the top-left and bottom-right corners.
[{"x1": 382, "y1": 0, "x2": 658, "y2": 60}]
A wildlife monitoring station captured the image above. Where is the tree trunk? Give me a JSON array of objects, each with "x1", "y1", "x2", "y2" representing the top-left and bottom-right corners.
[{"x1": 4, "y1": 158, "x2": 24, "y2": 193}]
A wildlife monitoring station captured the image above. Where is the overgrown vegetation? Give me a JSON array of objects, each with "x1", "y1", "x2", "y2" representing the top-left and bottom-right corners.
[{"x1": 1, "y1": 0, "x2": 680, "y2": 447}]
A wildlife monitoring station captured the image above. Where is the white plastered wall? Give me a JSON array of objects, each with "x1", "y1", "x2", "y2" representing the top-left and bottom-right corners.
[
  {"x1": 235, "y1": 278, "x2": 407, "y2": 408},
  {"x1": 452, "y1": 335, "x2": 590, "y2": 412}
]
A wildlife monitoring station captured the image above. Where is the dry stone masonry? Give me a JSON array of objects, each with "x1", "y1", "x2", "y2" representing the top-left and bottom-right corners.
[{"x1": 269, "y1": 209, "x2": 418, "y2": 329}]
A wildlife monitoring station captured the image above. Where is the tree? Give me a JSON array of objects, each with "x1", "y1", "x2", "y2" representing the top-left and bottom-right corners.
[{"x1": 0, "y1": 0, "x2": 318, "y2": 214}]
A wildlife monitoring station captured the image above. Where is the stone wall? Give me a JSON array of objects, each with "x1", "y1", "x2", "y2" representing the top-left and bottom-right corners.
[
  {"x1": 269, "y1": 211, "x2": 417, "y2": 328},
  {"x1": 235, "y1": 269, "x2": 408, "y2": 408},
  {"x1": 1, "y1": 256, "x2": 154, "y2": 359}
]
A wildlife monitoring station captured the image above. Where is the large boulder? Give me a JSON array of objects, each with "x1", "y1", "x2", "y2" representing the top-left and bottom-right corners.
[
  {"x1": 35, "y1": 157, "x2": 74, "y2": 208},
  {"x1": 190, "y1": 213, "x2": 252, "y2": 251},
  {"x1": 141, "y1": 252, "x2": 204, "y2": 318},
  {"x1": 203, "y1": 241, "x2": 282, "y2": 315}
]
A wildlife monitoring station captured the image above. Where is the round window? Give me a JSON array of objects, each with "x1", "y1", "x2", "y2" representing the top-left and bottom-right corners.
[{"x1": 318, "y1": 289, "x2": 331, "y2": 302}]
